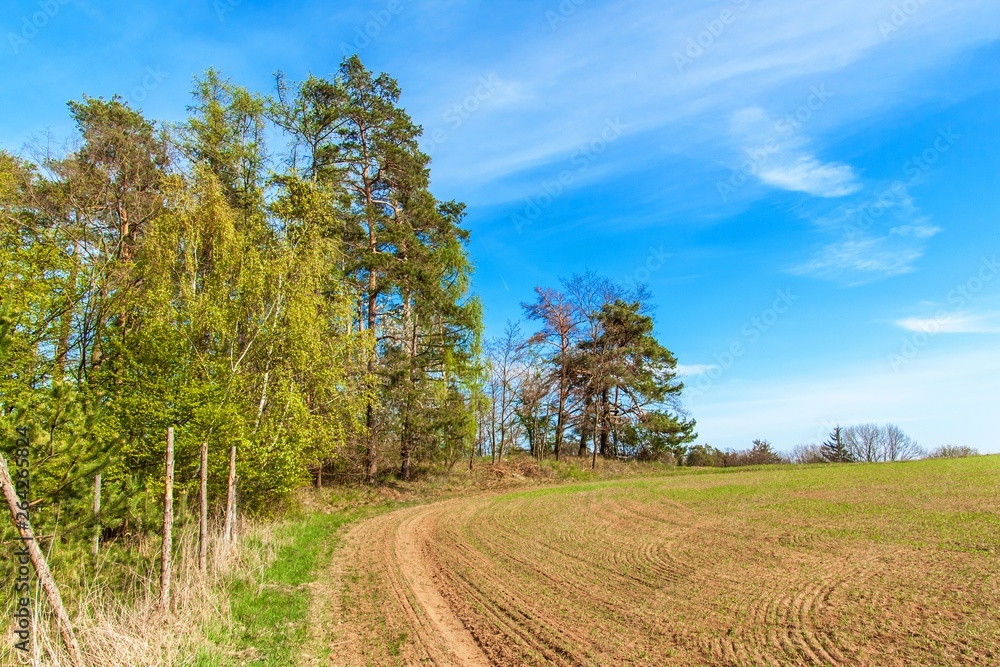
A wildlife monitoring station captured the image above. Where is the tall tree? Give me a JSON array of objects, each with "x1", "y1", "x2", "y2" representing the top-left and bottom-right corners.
[
  {"x1": 564, "y1": 271, "x2": 624, "y2": 456},
  {"x1": 484, "y1": 322, "x2": 527, "y2": 462},
  {"x1": 584, "y1": 299, "x2": 695, "y2": 459},
  {"x1": 523, "y1": 288, "x2": 578, "y2": 459}
]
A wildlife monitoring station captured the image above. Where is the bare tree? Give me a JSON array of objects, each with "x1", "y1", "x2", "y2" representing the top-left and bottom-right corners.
[
  {"x1": 485, "y1": 322, "x2": 528, "y2": 461},
  {"x1": 515, "y1": 349, "x2": 552, "y2": 460},
  {"x1": 790, "y1": 443, "x2": 825, "y2": 464},
  {"x1": 844, "y1": 423, "x2": 920, "y2": 462},
  {"x1": 883, "y1": 423, "x2": 922, "y2": 461},
  {"x1": 523, "y1": 288, "x2": 579, "y2": 460},
  {"x1": 844, "y1": 423, "x2": 885, "y2": 462}
]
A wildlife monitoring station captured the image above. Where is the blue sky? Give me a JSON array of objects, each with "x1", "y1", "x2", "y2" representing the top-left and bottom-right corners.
[{"x1": 3, "y1": 0, "x2": 999, "y2": 453}]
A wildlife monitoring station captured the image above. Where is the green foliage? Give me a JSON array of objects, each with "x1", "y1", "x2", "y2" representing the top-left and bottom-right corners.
[
  {"x1": 822, "y1": 426, "x2": 855, "y2": 463},
  {"x1": 685, "y1": 444, "x2": 724, "y2": 467},
  {"x1": 0, "y1": 56, "x2": 482, "y2": 546},
  {"x1": 684, "y1": 440, "x2": 786, "y2": 468}
]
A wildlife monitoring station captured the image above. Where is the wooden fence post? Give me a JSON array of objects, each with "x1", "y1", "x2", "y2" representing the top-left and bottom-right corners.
[
  {"x1": 223, "y1": 445, "x2": 236, "y2": 544},
  {"x1": 0, "y1": 452, "x2": 87, "y2": 667},
  {"x1": 160, "y1": 427, "x2": 174, "y2": 612},
  {"x1": 199, "y1": 442, "x2": 208, "y2": 574},
  {"x1": 92, "y1": 473, "x2": 101, "y2": 556}
]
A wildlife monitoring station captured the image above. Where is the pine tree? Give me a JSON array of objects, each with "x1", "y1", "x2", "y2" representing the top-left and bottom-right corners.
[{"x1": 821, "y1": 426, "x2": 854, "y2": 463}]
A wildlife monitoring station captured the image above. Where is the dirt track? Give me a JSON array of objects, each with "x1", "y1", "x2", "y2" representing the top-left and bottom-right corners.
[
  {"x1": 322, "y1": 464, "x2": 1000, "y2": 666},
  {"x1": 324, "y1": 500, "x2": 492, "y2": 666}
]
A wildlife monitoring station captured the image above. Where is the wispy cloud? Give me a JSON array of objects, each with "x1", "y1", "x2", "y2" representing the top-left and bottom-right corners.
[
  {"x1": 676, "y1": 364, "x2": 719, "y2": 376},
  {"x1": 412, "y1": 0, "x2": 1000, "y2": 203},
  {"x1": 759, "y1": 156, "x2": 860, "y2": 198},
  {"x1": 896, "y1": 311, "x2": 1000, "y2": 334},
  {"x1": 721, "y1": 103, "x2": 862, "y2": 198},
  {"x1": 794, "y1": 239, "x2": 923, "y2": 281},
  {"x1": 791, "y1": 185, "x2": 941, "y2": 283}
]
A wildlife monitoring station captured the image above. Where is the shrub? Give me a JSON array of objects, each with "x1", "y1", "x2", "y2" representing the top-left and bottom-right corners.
[
  {"x1": 685, "y1": 444, "x2": 723, "y2": 467},
  {"x1": 791, "y1": 443, "x2": 825, "y2": 464},
  {"x1": 927, "y1": 445, "x2": 979, "y2": 459}
]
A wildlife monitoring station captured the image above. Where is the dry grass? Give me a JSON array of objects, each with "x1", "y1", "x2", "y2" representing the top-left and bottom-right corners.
[{"x1": 0, "y1": 516, "x2": 286, "y2": 667}]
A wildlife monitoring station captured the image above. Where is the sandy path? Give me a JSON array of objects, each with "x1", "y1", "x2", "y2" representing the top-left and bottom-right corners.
[
  {"x1": 394, "y1": 507, "x2": 491, "y2": 666},
  {"x1": 327, "y1": 500, "x2": 490, "y2": 666}
]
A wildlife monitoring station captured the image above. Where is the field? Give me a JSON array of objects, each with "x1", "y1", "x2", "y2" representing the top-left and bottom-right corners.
[{"x1": 318, "y1": 456, "x2": 1000, "y2": 666}]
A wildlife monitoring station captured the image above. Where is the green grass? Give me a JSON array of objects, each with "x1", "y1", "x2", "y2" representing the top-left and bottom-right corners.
[{"x1": 195, "y1": 501, "x2": 393, "y2": 666}]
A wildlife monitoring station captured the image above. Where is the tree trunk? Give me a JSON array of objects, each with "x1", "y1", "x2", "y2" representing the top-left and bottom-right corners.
[
  {"x1": 0, "y1": 449, "x2": 87, "y2": 667},
  {"x1": 365, "y1": 287, "x2": 379, "y2": 485},
  {"x1": 599, "y1": 390, "x2": 610, "y2": 456},
  {"x1": 199, "y1": 442, "x2": 208, "y2": 574},
  {"x1": 578, "y1": 393, "x2": 591, "y2": 456},
  {"x1": 554, "y1": 391, "x2": 565, "y2": 461},
  {"x1": 592, "y1": 425, "x2": 599, "y2": 469},
  {"x1": 224, "y1": 444, "x2": 236, "y2": 543},
  {"x1": 92, "y1": 473, "x2": 101, "y2": 556},
  {"x1": 400, "y1": 295, "x2": 416, "y2": 482},
  {"x1": 160, "y1": 428, "x2": 175, "y2": 612},
  {"x1": 400, "y1": 430, "x2": 412, "y2": 481}
]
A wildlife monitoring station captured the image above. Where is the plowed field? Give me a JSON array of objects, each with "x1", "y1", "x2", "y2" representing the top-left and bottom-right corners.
[{"x1": 322, "y1": 456, "x2": 999, "y2": 666}]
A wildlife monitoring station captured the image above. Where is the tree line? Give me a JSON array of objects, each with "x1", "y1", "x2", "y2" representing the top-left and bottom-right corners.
[{"x1": 0, "y1": 56, "x2": 482, "y2": 548}]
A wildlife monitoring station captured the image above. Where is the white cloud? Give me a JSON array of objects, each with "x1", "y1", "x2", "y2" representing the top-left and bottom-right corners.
[
  {"x1": 758, "y1": 156, "x2": 861, "y2": 197},
  {"x1": 724, "y1": 105, "x2": 862, "y2": 198},
  {"x1": 676, "y1": 364, "x2": 719, "y2": 376},
  {"x1": 791, "y1": 184, "x2": 941, "y2": 283},
  {"x1": 896, "y1": 312, "x2": 1000, "y2": 334},
  {"x1": 890, "y1": 224, "x2": 943, "y2": 239}
]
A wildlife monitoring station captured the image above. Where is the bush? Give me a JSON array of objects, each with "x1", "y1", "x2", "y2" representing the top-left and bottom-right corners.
[
  {"x1": 684, "y1": 441, "x2": 787, "y2": 467},
  {"x1": 927, "y1": 445, "x2": 979, "y2": 459},
  {"x1": 685, "y1": 444, "x2": 723, "y2": 467},
  {"x1": 791, "y1": 443, "x2": 825, "y2": 464}
]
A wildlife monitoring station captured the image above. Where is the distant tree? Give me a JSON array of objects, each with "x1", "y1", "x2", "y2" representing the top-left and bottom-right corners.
[
  {"x1": 745, "y1": 439, "x2": 785, "y2": 465},
  {"x1": 523, "y1": 287, "x2": 579, "y2": 460},
  {"x1": 514, "y1": 349, "x2": 552, "y2": 460},
  {"x1": 928, "y1": 445, "x2": 979, "y2": 459},
  {"x1": 883, "y1": 423, "x2": 922, "y2": 461},
  {"x1": 563, "y1": 271, "x2": 624, "y2": 457},
  {"x1": 685, "y1": 444, "x2": 723, "y2": 467},
  {"x1": 821, "y1": 426, "x2": 855, "y2": 463},
  {"x1": 585, "y1": 300, "x2": 695, "y2": 461},
  {"x1": 484, "y1": 322, "x2": 528, "y2": 462},
  {"x1": 791, "y1": 443, "x2": 825, "y2": 464},
  {"x1": 844, "y1": 423, "x2": 883, "y2": 462},
  {"x1": 842, "y1": 423, "x2": 919, "y2": 462}
]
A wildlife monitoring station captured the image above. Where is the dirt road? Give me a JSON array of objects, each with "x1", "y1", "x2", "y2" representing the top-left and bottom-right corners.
[{"x1": 323, "y1": 499, "x2": 491, "y2": 666}]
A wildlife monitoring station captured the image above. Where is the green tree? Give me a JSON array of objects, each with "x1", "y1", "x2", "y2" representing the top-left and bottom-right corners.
[
  {"x1": 821, "y1": 426, "x2": 854, "y2": 463},
  {"x1": 586, "y1": 299, "x2": 695, "y2": 459}
]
